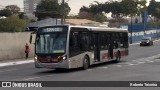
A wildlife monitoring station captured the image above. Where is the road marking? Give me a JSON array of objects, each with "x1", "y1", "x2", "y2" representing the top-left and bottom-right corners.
[
  {"x1": 0, "y1": 69, "x2": 17, "y2": 73},
  {"x1": 146, "y1": 60, "x2": 154, "y2": 62},
  {"x1": 136, "y1": 62, "x2": 145, "y2": 64},
  {"x1": 115, "y1": 65, "x2": 122, "y2": 67},
  {"x1": 23, "y1": 77, "x2": 41, "y2": 81},
  {"x1": 155, "y1": 59, "x2": 160, "y2": 61},
  {"x1": 98, "y1": 67, "x2": 108, "y2": 69},
  {"x1": 127, "y1": 63, "x2": 135, "y2": 66},
  {"x1": 87, "y1": 69, "x2": 93, "y2": 71},
  {"x1": 0, "y1": 60, "x2": 34, "y2": 67}
]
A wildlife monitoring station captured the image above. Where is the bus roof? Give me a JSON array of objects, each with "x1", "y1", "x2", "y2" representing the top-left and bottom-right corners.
[
  {"x1": 68, "y1": 25, "x2": 128, "y2": 32},
  {"x1": 35, "y1": 24, "x2": 128, "y2": 32}
]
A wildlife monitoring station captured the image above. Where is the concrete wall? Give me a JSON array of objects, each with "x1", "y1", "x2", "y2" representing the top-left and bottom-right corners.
[{"x1": 0, "y1": 32, "x2": 35, "y2": 61}]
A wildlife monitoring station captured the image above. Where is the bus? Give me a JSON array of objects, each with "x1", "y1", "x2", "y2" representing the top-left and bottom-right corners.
[{"x1": 30, "y1": 25, "x2": 129, "y2": 70}]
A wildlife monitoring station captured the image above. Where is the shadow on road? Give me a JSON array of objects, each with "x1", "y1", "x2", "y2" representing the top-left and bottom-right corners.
[{"x1": 35, "y1": 60, "x2": 126, "y2": 74}]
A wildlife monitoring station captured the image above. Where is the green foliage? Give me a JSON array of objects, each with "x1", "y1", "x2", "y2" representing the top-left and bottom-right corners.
[
  {"x1": 78, "y1": 0, "x2": 147, "y2": 22},
  {"x1": 0, "y1": 16, "x2": 30, "y2": 32},
  {"x1": 35, "y1": 0, "x2": 70, "y2": 20},
  {"x1": 0, "y1": 9, "x2": 12, "y2": 17},
  {"x1": 79, "y1": 2, "x2": 107, "y2": 22},
  {"x1": 92, "y1": 13, "x2": 107, "y2": 23},
  {"x1": 148, "y1": 0, "x2": 157, "y2": 17},
  {"x1": 148, "y1": 0, "x2": 160, "y2": 22},
  {"x1": 5, "y1": 5, "x2": 20, "y2": 14},
  {"x1": 0, "y1": 5, "x2": 21, "y2": 17}
]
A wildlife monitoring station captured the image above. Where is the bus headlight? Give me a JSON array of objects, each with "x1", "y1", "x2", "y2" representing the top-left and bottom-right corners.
[
  {"x1": 63, "y1": 56, "x2": 66, "y2": 60},
  {"x1": 34, "y1": 56, "x2": 37, "y2": 60},
  {"x1": 58, "y1": 56, "x2": 67, "y2": 62}
]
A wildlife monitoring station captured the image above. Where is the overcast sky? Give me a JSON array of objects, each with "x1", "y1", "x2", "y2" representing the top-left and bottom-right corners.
[{"x1": 0, "y1": 0, "x2": 159, "y2": 15}]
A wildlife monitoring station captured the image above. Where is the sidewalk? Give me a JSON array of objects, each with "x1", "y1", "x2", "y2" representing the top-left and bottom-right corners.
[{"x1": 0, "y1": 58, "x2": 34, "y2": 67}]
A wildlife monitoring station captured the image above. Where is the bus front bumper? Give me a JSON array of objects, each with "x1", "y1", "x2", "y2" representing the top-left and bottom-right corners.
[{"x1": 34, "y1": 59, "x2": 69, "y2": 69}]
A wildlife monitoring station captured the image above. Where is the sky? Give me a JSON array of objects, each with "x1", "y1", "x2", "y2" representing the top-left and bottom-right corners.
[{"x1": 0, "y1": 0, "x2": 159, "y2": 15}]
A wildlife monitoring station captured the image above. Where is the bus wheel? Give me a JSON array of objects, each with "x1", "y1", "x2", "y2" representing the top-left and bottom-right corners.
[
  {"x1": 115, "y1": 52, "x2": 121, "y2": 63},
  {"x1": 82, "y1": 56, "x2": 89, "y2": 70}
]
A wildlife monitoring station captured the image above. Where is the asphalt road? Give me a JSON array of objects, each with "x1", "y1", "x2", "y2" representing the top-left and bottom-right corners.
[{"x1": 1, "y1": 41, "x2": 160, "y2": 90}]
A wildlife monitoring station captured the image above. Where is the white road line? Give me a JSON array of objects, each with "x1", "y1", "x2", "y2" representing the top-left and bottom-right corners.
[
  {"x1": 146, "y1": 60, "x2": 154, "y2": 62},
  {"x1": 23, "y1": 77, "x2": 41, "y2": 81},
  {"x1": 136, "y1": 62, "x2": 146, "y2": 64},
  {"x1": 87, "y1": 69, "x2": 93, "y2": 71},
  {"x1": 115, "y1": 65, "x2": 122, "y2": 67},
  {"x1": 0, "y1": 60, "x2": 34, "y2": 67},
  {"x1": 98, "y1": 67, "x2": 108, "y2": 69},
  {"x1": 127, "y1": 63, "x2": 135, "y2": 66},
  {"x1": 0, "y1": 69, "x2": 17, "y2": 73}
]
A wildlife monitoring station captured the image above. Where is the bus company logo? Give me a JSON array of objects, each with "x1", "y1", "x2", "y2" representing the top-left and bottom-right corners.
[{"x1": 2, "y1": 82, "x2": 12, "y2": 87}]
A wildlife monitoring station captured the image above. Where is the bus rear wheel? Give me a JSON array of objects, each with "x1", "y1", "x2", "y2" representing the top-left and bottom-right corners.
[{"x1": 82, "y1": 56, "x2": 89, "y2": 70}]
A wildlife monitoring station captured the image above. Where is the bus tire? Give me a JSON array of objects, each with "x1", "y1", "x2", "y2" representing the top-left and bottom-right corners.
[
  {"x1": 82, "y1": 56, "x2": 89, "y2": 70},
  {"x1": 115, "y1": 51, "x2": 121, "y2": 63}
]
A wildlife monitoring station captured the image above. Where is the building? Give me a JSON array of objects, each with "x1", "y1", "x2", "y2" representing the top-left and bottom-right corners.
[
  {"x1": 23, "y1": 0, "x2": 60, "y2": 20},
  {"x1": 23, "y1": 0, "x2": 41, "y2": 13}
]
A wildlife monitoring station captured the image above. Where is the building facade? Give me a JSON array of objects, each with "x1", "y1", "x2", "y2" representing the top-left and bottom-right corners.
[{"x1": 24, "y1": 0, "x2": 41, "y2": 13}]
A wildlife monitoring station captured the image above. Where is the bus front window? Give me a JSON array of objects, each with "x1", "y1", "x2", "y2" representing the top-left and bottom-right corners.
[{"x1": 36, "y1": 32, "x2": 67, "y2": 54}]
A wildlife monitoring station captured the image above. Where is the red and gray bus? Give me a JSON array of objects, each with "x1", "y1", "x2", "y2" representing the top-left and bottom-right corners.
[{"x1": 30, "y1": 25, "x2": 129, "y2": 70}]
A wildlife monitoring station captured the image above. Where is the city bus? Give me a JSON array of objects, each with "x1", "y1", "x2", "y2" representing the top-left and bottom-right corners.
[{"x1": 30, "y1": 25, "x2": 129, "y2": 70}]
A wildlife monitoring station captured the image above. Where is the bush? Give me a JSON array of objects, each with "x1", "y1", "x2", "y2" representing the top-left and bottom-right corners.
[{"x1": 0, "y1": 15, "x2": 30, "y2": 32}]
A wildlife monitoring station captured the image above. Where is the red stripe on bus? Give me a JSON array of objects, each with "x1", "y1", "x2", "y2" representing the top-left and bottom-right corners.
[{"x1": 102, "y1": 53, "x2": 108, "y2": 59}]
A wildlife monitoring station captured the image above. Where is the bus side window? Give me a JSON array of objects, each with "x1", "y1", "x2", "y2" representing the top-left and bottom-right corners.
[
  {"x1": 100, "y1": 32, "x2": 106, "y2": 50},
  {"x1": 80, "y1": 32, "x2": 89, "y2": 51},
  {"x1": 69, "y1": 32, "x2": 79, "y2": 49},
  {"x1": 123, "y1": 32, "x2": 129, "y2": 48},
  {"x1": 119, "y1": 32, "x2": 123, "y2": 47},
  {"x1": 119, "y1": 32, "x2": 128, "y2": 48}
]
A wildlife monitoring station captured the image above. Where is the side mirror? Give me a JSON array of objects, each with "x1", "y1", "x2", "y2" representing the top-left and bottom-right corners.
[{"x1": 29, "y1": 34, "x2": 32, "y2": 44}]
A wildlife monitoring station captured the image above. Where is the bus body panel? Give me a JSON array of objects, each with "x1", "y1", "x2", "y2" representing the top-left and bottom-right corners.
[
  {"x1": 33, "y1": 25, "x2": 129, "y2": 69},
  {"x1": 34, "y1": 58, "x2": 69, "y2": 69}
]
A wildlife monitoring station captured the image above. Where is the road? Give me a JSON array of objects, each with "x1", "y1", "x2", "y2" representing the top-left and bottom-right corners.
[{"x1": 0, "y1": 41, "x2": 160, "y2": 90}]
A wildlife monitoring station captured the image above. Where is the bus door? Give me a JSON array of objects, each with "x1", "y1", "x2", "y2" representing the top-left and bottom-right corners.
[
  {"x1": 108, "y1": 34, "x2": 114, "y2": 59},
  {"x1": 93, "y1": 33, "x2": 100, "y2": 61}
]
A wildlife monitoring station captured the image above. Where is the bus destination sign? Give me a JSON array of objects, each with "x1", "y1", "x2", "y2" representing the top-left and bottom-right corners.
[{"x1": 43, "y1": 28, "x2": 63, "y2": 32}]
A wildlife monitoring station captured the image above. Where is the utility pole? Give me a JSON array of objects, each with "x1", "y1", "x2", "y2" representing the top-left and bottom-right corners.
[
  {"x1": 130, "y1": 16, "x2": 133, "y2": 44},
  {"x1": 61, "y1": 0, "x2": 65, "y2": 24}
]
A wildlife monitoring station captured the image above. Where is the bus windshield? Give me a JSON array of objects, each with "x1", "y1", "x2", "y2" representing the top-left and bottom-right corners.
[{"x1": 36, "y1": 27, "x2": 67, "y2": 54}]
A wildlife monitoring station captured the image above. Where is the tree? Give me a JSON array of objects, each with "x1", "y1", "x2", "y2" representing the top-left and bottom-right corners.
[
  {"x1": 93, "y1": 13, "x2": 107, "y2": 22},
  {"x1": 79, "y1": 1, "x2": 107, "y2": 22},
  {"x1": 148, "y1": 0, "x2": 157, "y2": 16},
  {"x1": 60, "y1": 2, "x2": 71, "y2": 18},
  {"x1": 148, "y1": 0, "x2": 160, "y2": 20},
  {"x1": 35, "y1": 0, "x2": 70, "y2": 20},
  {"x1": 0, "y1": 9, "x2": 12, "y2": 17},
  {"x1": 79, "y1": 11, "x2": 93, "y2": 19},
  {"x1": 121, "y1": 0, "x2": 138, "y2": 17},
  {"x1": 5, "y1": 5, "x2": 20, "y2": 14},
  {"x1": 0, "y1": 16, "x2": 30, "y2": 32},
  {"x1": 80, "y1": 6, "x2": 91, "y2": 13}
]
